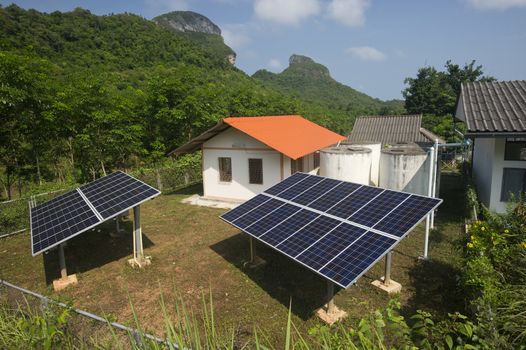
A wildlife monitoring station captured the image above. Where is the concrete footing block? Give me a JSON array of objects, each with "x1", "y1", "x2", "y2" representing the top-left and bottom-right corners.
[
  {"x1": 127, "y1": 256, "x2": 152, "y2": 268},
  {"x1": 316, "y1": 304, "x2": 347, "y2": 325},
  {"x1": 243, "y1": 256, "x2": 267, "y2": 269},
  {"x1": 53, "y1": 274, "x2": 78, "y2": 292},
  {"x1": 371, "y1": 278, "x2": 402, "y2": 294}
]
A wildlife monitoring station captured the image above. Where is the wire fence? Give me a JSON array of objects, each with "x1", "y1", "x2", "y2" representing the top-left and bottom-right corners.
[
  {"x1": 0, "y1": 279, "x2": 182, "y2": 349},
  {"x1": 0, "y1": 163, "x2": 202, "y2": 236}
]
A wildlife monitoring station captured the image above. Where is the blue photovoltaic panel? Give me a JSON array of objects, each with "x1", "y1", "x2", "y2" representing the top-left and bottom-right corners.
[
  {"x1": 348, "y1": 190, "x2": 410, "y2": 227},
  {"x1": 30, "y1": 190, "x2": 100, "y2": 255},
  {"x1": 290, "y1": 178, "x2": 342, "y2": 206},
  {"x1": 232, "y1": 199, "x2": 284, "y2": 230},
  {"x1": 220, "y1": 173, "x2": 442, "y2": 288},
  {"x1": 278, "y1": 216, "x2": 341, "y2": 257},
  {"x1": 276, "y1": 176, "x2": 325, "y2": 200},
  {"x1": 373, "y1": 195, "x2": 442, "y2": 237},
  {"x1": 320, "y1": 233, "x2": 396, "y2": 287},
  {"x1": 259, "y1": 210, "x2": 319, "y2": 246},
  {"x1": 307, "y1": 182, "x2": 361, "y2": 212},
  {"x1": 245, "y1": 204, "x2": 301, "y2": 237},
  {"x1": 264, "y1": 172, "x2": 309, "y2": 195},
  {"x1": 30, "y1": 171, "x2": 160, "y2": 256},
  {"x1": 219, "y1": 194, "x2": 269, "y2": 223},
  {"x1": 296, "y1": 224, "x2": 366, "y2": 270},
  {"x1": 79, "y1": 171, "x2": 160, "y2": 219},
  {"x1": 326, "y1": 186, "x2": 384, "y2": 219}
]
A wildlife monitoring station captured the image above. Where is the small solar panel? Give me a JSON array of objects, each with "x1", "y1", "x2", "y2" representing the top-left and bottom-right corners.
[
  {"x1": 79, "y1": 171, "x2": 160, "y2": 219},
  {"x1": 30, "y1": 171, "x2": 160, "y2": 256},
  {"x1": 221, "y1": 173, "x2": 442, "y2": 288}
]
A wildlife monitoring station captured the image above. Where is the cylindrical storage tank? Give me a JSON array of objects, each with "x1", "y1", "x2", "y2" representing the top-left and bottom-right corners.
[
  {"x1": 379, "y1": 146, "x2": 429, "y2": 195},
  {"x1": 320, "y1": 146, "x2": 371, "y2": 185},
  {"x1": 348, "y1": 142, "x2": 381, "y2": 186}
]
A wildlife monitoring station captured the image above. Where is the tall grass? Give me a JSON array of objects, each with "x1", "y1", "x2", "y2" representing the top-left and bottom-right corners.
[{"x1": 0, "y1": 287, "x2": 500, "y2": 349}]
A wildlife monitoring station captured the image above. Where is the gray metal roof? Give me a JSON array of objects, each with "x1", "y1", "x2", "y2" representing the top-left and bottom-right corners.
[
  {"x1": 348, "y1": 114, "x2": 444, "y2": 144},
  {"x1": 457, "y1": 80, "x2": 526, "y2": 136}
]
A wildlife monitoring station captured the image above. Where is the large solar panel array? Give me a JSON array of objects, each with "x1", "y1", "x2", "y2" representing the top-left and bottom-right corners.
[
  {"x1": 221, "y1": 173, "x2": 442, "y2": 288},
  {"x1": 30, "y1": 171, "x2": 160, "y2": 256}
]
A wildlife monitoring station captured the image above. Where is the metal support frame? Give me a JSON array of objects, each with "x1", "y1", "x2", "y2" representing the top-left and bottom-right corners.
[
  {"x1": 58, "y1": 243, "x2": 67, "y2": 279},
  {"x1": 384, "y1": 251, "x2": 392, "y2": 286},
  {"x1": 132, "y1": 205, "x2": 143, "y2": 262},
  {"x1": 116, "y1": 216, "x2": 121, "y2": 233},
  {"x1": 249, "y1": 236, "x2": 255, "y2": 263},
  {"x1": 423, "y1": 143, "x2": 436, "y2": 259},
  {"x1": 430, "y1": 139, "x2": 439, "y2": 229},
  {"x1": 327, "y1": 281, "x2": 336, "y2": 314}
]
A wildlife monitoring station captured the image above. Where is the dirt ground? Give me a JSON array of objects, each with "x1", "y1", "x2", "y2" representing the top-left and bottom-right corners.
[{"x1": 0, "y1": 174, "x2": 467, "y2": 347}]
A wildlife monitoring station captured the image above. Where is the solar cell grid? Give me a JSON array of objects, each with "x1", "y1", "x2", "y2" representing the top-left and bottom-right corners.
[
  {"x1": 307, "y1": 182, "x2": 361, "y2": 212},
  {"x1": 348, "y1": 190, "x2": 410, "y2": 227},
  {"x1": 290, "y1": 178, "x2": 342, "y2": 206},
  {"x1": 326, "y1": 186, "x2": 384, "y2": 219},
  {"x1": 277, "y1": 216, "x2": 341, "y2": 257},
  {"x1": 31, "y1": 190, "x2": 100, "y2": 255},
  {"x1": 264, "y1": 172, "x2": 309, "y2": 195},
  {"x1": 220, "y1": 172, "x2": 442, "y2": 288},
  {"x1": 259, "y1": 209, "x2": 319, "y2": 246},
  {"x1": 320, "y1": 233, "x2": 396, "y2": 287},
  {"x1": 373, "y1": 195, "x2": 441, "y2": 237},
  {"x1": 232, "y1": 199, "x2": 284, "y2": 230},
  {"x1": 30, "y1": 171, "x2": 161, "y2": 256},
  {"x1": 221, "y1": 194, "x2": 270, "y2": 222},
  {"x1": 276, "y1": 176, "x2": 325, "y2": 200},
  {"x1": 244, "y1": 204, "x2": 301, "y2": 237},
  {"x1": 296, "y1": 224, "x2": 366, "y2": 270}
]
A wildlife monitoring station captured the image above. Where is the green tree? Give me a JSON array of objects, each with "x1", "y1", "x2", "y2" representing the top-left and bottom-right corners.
[{"x1": 403, "y1": 60, "x2": 495, "y2": 142}]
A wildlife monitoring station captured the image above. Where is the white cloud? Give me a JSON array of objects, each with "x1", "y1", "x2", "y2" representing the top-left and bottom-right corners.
[
  {"x1": 327, "y1": 0, "x2": 370, "y2": 27},
  {"x1": 267, "y1": 58, "x2": 283, "y2": 71},
  {"x1": 254, "y1": 0, "x2": 321, "y2": 25},
  {"x1": 222, "y1": 25, "x2": 251, "y2": 48},
  {"x1": 346, "y1": 46, "x2": 386, "y2": 61},
  {"x1": 465, "y1": 0, "x2": 526, "y2": 10}
]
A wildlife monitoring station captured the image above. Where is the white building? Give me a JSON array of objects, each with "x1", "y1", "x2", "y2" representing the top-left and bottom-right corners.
[
  {"x1": 169, "y1": 115, "x2": 345, "y2": 201},
  {"x1": 456, "y1": 80, "x2": 526, "y2": 213}
]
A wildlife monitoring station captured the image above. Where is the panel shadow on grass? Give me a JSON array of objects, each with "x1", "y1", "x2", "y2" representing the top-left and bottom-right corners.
[
  {"x1": 210, "y1": 232, "x2": 336, "y2": 320},
  {"x1": 43, "y1": 219, "x2": 154, "y2": 285},
  {"x1": 401, "y1": 258, "x2": 465, "y2": 318}
]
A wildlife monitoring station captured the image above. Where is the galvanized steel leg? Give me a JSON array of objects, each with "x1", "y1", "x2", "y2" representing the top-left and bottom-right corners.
[
  {"x1": 59, "y1": 243, "x2": 67, "y2": 279},
  {"x1": 327, "y1": 281, "x2": 336, "y2": 314},
  {"x1": 384, "y1": 251, "x2": 392, "y2": 286},
  {"x1": 249, "y1": 236, "x2": 255, "y2": 263},
  {"x1": 133, "y1": 206, "x2": 143, "y2": 261}
]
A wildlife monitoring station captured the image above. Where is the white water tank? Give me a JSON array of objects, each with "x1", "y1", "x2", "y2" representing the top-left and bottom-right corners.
[
  {"x1": 379, "y1": 144, "x2": 429, "y2": 195},
  {"x1": 320, "y1": 146, "x2": 372, "y2": 185},
  {"x1": 348, "y1": 142, "x2": 381, "y2": 186}
]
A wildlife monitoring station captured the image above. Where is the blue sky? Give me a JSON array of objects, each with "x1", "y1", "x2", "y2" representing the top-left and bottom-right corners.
[{"x1": 2, "y1": 0, "x2": 526, "y2": 100}]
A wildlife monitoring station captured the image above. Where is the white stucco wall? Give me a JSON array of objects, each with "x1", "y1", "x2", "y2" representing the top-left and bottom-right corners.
[
  {"x1": 473, "y1": 138, "x2": 526, "y2": 213},
  {"x1": 201, "y1": 128, "x2": 318, "y2": 201},
  {"x1": 472, "y1": 138, "x2": 494, "y2": 208}
]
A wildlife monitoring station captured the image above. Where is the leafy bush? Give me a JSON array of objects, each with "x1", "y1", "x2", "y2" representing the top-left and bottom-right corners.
[{"x1": 461, "y1": 197, "x2": 526, "y2": 348}]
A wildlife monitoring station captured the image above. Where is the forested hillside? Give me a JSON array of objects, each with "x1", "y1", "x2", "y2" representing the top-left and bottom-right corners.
[
  {"x1": 0, "y1": 5, "x2": 399, "y2": 198},
  {"x1": 253, "y1": 54, "x2": 405, "y2": 126}
]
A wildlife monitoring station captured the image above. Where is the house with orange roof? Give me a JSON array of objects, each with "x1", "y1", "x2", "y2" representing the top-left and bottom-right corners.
[{"x1": 169, "y1": 115, "x2": 346, "y2": 202}]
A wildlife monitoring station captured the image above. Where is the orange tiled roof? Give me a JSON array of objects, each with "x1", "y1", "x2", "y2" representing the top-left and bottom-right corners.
[{"x1": 223, "y1": 115, "x2": 346, "y2": 160}]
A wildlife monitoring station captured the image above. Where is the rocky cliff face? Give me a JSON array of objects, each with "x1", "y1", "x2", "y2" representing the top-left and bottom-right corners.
[
  {"x1": 153, "y1": 11, "x2": 221, "y2": 35},
  {"x1": 288, "y1": 54, "x2": 331, "y2": 78}
]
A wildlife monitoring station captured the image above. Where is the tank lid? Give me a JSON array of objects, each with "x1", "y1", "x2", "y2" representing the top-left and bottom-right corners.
[
  {"x1": 346, "y1": 141, "x2": 382, "y2": 146},
  {"x1": 321, "y1": 146, "x2": 371, "y2": 154},
  {"x1": 381, "y1": 147, "x2": 426, "y2": 155}
]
